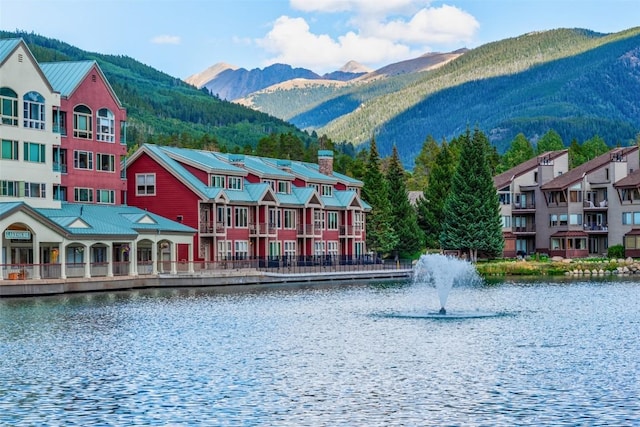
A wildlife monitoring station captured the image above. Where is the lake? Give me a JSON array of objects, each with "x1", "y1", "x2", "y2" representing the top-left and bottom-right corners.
[{"x1": 1, "y1": 276, "x2": 639, "y2": 426}]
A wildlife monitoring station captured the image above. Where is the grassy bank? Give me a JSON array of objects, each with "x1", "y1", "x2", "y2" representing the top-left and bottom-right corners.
[{"x1": 475, "y1": 257, "x2": 637, "y2": 277}]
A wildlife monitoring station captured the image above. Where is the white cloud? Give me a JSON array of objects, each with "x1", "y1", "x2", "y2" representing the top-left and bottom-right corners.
[
  {"x1": 151, "y1": 35, "x2": 181, "y2": 45},
  {"x1": 257, "y1": 1, "x2": 479, "y2": 71}
]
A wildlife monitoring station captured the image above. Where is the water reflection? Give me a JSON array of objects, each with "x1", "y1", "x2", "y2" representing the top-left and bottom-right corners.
[{"x1": 1, "y1": 278, "x2": 639, "y2": 425}]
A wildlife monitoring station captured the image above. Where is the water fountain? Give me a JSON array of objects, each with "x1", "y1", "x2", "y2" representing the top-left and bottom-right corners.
[{"x1": 390, "y1": 253, "x2": 500, "y2": 319}]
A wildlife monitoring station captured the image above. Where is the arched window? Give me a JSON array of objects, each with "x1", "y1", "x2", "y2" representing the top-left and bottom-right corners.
[
  {"x1": 0, "y1": 87, "x2": 18, "y2": 126},
  {"x1": 23, "y1": 91, "x2": 45, "y2": 130},
  {"x1": 73, "y1": 105, "x2": 92, "y2": 139},
  {"x1": 96, "y1": 108, "x2": 115, "y2": 142}
]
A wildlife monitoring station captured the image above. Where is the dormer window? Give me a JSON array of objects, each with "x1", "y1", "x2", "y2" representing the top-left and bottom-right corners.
[
  {"x1": 211, "y1": 175, "x2": 225, "y2": 188},
  {"x1": 321, "y1": 185, "x2": 333, "y2": 197},
  {"x1": 228, "y1": 176, "x2": 243, "y2": 190},
  {"x1": 278, "y1": 181, "x2": 291, "y2": 194},
  {"x1": 263, "y1": 179, "x2": 275, "y2": 191},
  {"x1": 308, "y1": 183, "x2": 319, "y2": 193}
]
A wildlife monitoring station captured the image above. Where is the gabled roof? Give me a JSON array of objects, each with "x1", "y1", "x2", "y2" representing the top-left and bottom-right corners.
[
  {"x1": 39, "y1": 60, "x2": 124, "y2": 108},
  {"x1": 541, "y1": 146, "x2": 638, "y2": 191},
  {"x1": 0, "y1": 38, "x2": 56, "y2": 94},
  {"x1": 614, "y1": 168, "x2": 640, "y2": 188},
  {"x1": 493, "y1": 150, "x2": 567, "y2": 189},
  {"x1": 216, "y1": 153, "x2": 294, "y2": 180}
]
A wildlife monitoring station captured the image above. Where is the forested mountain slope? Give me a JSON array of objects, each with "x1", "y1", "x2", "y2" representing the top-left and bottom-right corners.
[
  {"x1": 1, "y1": 31, "x2": 311, "y2": 150},
  {"x1": 317, "y1": 28, "x2": 640, "y2": 162}
]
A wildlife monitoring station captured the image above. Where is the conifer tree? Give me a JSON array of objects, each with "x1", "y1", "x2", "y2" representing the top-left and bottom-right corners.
[
  {"x1": 407, "y1": 135, "x2": 440, "y2": 191},
  {"x1": 386, "y1": 145, "x2": 424, "y2": 258},
  {"x1": 498, "y1": 133, "x2": 535, "y2": 173},
  {"x1": 440, "y1": 128, "x2": 503, "y2": 261},
  {"x1": 536, "y1": 129, "x2": 565, "y2": 154},
  {"x1": 362, "y1": 137, "x2": 398, "y2": 257},
  {"x1": 416, "y1": 141, "x2": 455, "y2": 249}
]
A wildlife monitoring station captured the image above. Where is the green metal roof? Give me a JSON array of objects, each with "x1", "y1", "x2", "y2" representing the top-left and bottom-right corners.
[
  {"x1": 0, "y1": 38, "x2": 21, "y2": 64},
  {"x1": 39, "y1": 61, "x2": 95, "y2": 97}
]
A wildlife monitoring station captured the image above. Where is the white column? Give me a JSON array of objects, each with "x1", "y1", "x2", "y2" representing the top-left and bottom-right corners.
[
  {"x1": 0, "y1": 236, "x2": 4, "y2": 282},
  {"x1": 130, "y1": 240, "x2": 138, "y2": 276},
  {"x1": 84, "y1": 245, "x2": 91, "y2": 278},
  {"x1": 188, "y1": 243, "x2": 194, "y2": 273},
  {"x1": 152, "y1": 242, "x2": 158, "y2": 275},
  {"x1": 170, "y1": 242, "x2": 178, "y2": 275},
  {"x1": 32, "y1": 233, "x2": 41, "y2": 280},
  {"x1": 60, "y1": 243, "x2": 67, "y2": 279},
  {"x1": 107, "y1": 242, "x2": 114, "y2": 277}
]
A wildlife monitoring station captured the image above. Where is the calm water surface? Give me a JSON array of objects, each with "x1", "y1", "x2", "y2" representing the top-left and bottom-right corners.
[{"x1": 1, "y1": 277, "x2": 639, "y2": 426}]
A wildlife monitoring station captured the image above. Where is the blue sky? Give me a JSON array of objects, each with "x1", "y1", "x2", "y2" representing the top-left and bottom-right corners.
[{"x1": 1, "y1": 0, "x2": 639, "y2": 79}]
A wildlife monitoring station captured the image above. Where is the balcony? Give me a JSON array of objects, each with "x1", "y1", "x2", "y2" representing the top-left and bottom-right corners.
[
  {"x1": 583, "y1": 200, "x2": 608, "y2": 209},
  {"x1": 513, "y1": 202, "x2": 535, "y2": 211},
  {"x1": 339, "y1": 225, "x2": 364, "y2": 237},
  {"x1": 52, "y1": 162, "x2": 68, "y2": 173},
  {"x1": 584, "y1": 223, "x2": 608, "y2": 233},
  {"x1": 513, "y1": 224, "x2": 536, "y2": 233}
]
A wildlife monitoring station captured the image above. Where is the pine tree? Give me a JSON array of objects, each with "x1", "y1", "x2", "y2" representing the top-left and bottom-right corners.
[
  {"x1": 498, "y1": 133, "x2": 535, "y2": 173},
  {"x1": 406, "y1": 135, "x2": 440, "y2": 191},
  {"x1": 440, "y1": 128, "x2": 503, "y2": 261},
  {"x1": 362, "y1": 137, "x2": 398, "y2": 257},
  {"x1": 536, "y1": 129, "x2": 564, "y2": 154},
  {"x1": 416, "y1": 141, "x2": 455, "y2": 249},
  {"x1": 386, "y1": 145, "x2": 424, "y2": 258}
]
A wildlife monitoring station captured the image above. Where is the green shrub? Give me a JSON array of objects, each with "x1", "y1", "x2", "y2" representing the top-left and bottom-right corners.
[{"x1": 607, "y1": 244, "x2": 624, "y2": 259}]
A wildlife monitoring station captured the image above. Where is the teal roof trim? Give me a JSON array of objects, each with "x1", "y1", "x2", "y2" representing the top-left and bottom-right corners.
[
  {"x1": 40, "y1": 61, "x2": 95, "y2": 96},
  {"x1": 0, "y1": 38, "x2": 21, "y2": 64}
]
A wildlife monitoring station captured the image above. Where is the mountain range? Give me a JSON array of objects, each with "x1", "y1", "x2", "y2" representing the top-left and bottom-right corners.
[{"x1": 189, "y1": 28, "x2": 640, "y2": 165}]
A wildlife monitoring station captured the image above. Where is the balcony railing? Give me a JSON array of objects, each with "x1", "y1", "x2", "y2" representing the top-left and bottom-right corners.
[
  {"x1": 513, "y1": 225, "x2": 536, "y2": 233},
  {"x1": 584, "y1": 200, "x2": 608, "y2": 209},
  {"x1": 513, "y1": 202, "x2": 535, "y2": 210}
]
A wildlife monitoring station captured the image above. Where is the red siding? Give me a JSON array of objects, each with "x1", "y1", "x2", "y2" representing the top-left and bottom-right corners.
[{"x1": 180, "y1": 162, "x2": 209, "y2": 185}]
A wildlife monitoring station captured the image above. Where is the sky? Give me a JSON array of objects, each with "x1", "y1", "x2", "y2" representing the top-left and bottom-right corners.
[{"x1": 1, "y1": 0, "x2": 639, "y2": 79}]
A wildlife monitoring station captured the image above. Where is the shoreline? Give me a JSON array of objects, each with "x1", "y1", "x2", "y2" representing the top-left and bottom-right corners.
[{"x1": 0, "y1": 268, "x2": 414, "y2": 298}]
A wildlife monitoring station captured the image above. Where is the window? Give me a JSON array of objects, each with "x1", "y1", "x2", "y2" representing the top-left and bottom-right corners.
[
  {"x1": 136, "y1": 173, "x2": 155, "y2": 195},
  {"x1": 53, "y1": 185, "x2": 67, "y2": 201},
  {"x1": 23, "y1": 142, "x2": 46, "y2": 163},
  {"x1": 1, "y1": 180, "x2": 20, "y2": 196},
  {"x1": 625, "y1": 235, "x2": 637, "y2": 250},
  {"x1": 284, "y1": 241, "x2": 296, "y2": 258},
  {"x1": 559, "y1": 214, "x2": 568, "y2": 226},
  {"x1": 327, "y1": 211, "x2": 338, "y2": 230},
  {"x1": 0, "y1": 87, "x2": 18, "y2": 126},
  {"x1": 502, "y1": 216, "x2": 512, "y2": 228},
  {"x1": 74, "y1": 150, "x2": 93, "y2": 170},
  {"x1": 25, "y1": 182, "x2": 46, "y2": 198},
  {"x1": 217, "y1": 206, "x2": 225, "y2": 228},
  {"x1": 278, "y1": 181, "x2": 291, "y2": 194},
  {"x1": 321, "y1": 185, "x2": 333, "y2": 196},
  {"x1": 74, "y1": 187, "x2": 93, "y2": 202},
  {"x1": 53, "y1": 110, "x2": 67, "y2": 135},
  {"x1": 73, "y1": 105, "x2": 92, "y2": 139},
  {"x1": 217, "y1": 240, "x2": 232, "y2": 260},
  {"x1": 314, "y1": 241, "x2": 325, "y2": 256},
  {"x1": 634, "y1": 212, "x2": 640, "y2": 225},
  {"x1": 283, "y1": 209, "x2": 295, "y2": 229},
  {"x1": 235, "y1": 207, "x2": 248, "y2": 227},
  {"x1": 269, "y1": 208, "x2": 281, "y2": 229},
  {"x1": 234, "y1": 241, "x2": 248, "y2": 259},
  {"x1": 96, "y1": 108, "x2": 115, "y2": 142},
  {"x1": 211, "y1": 175, "x2": 225, "y2": 188},
  {"x1": 96, "y1": 153, "x2": 115, "y2": 172},
  {"x1": 314, "y1": 211, "x2": 325, "y2": 230},
  {"x1": 97, "y1": 189, "x2": 115, "y2": 204},
  {"x1": 623, "y1": 212, "x2": 632, "y2": 225},
  {"x1": 23, "y1": 91, "x2": 45, "y2": 130},
  {"x1": 120, "y1": 120, "x2": 127, "y2": 144},
  {"x1": 1, "y1": 139, "x2": 18, "y2": 160},
  {"x1": 269, "y1": 241, "x2": 281, "y2": 257},
  {"x1": 354, "y1": 212, "x2": 364, "y2": 231},
  {"x1": 308, "y1": 183, "x2": 320, "y2": 193},
  {"x1": 550, "y1": 238, "x2": 565, "y2": 250},
  {"x1": 228, "y1": 176, "x2": 243, "y2": 190},
  {"x1": 263, "y1": 179, "x2": 275, "y2": 191},
  {"x1": 569, "y1": 214, "x2": 582, "y2": 226},
  {"x1": 327, "y1": 241, "x2": 339, "y2": 256}
]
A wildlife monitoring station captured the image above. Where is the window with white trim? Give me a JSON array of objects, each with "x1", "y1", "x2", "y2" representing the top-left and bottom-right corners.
[
  {"x1": 278, "y1": 181, "x2": 291, "y2": 194},
  {"x1": 73, "y1": 105, "x2": 92, "y2": 139},
  {"x1": 321, "y1": 185, "x2": 333, "y2": 196},
  {"x1": 1, "y1": 139, "x2": 18, "y2": 160},
  {"x1": 97, "y1": 189, "x2": 115, "y2": 204},
  {"x1": 269, "y1": 208, "x2": 281, "y2": 229},
  {"x1": 314, "y1": 241, "x2": 325, "y2": 256},
  {"x1": 1, "y1": 180, "x2": 20, "y2": 196},
  {"x1": 283, "y1": 209, "x2": 295, "y2": 229},
  {"x1": 25, "y1": 182, "x2": 45, "y2": 198},
  {"x1": 569, "y1": 214, "x2": 582, "y2": 226},
  {"x1": 263, "y1": 179, "x2": 275, "y2": 191},
  {"x1": 74, "y1": 187, "x2": 93, "y2": 202},
  {"x1": 327, "y1": 241, "x2": 339, "y2": 256},
  {"x1": 96, "y1": 153, "x2": 115, "y2": 172},
  {"x1": 24, "y1": 142, "x2": 45, "y2": 163},
  {"x1": 23, "y1": 91, "x2": 45, "y2": 130},
  {"x1": 74, "y1": 150, "x2": 93, "y2": 170},
  {"x1": 0, "y1": 87, "x2": 18, "y2": 126},
  {"x1": 228, "y1": 176, "x2": 243, "y2": 190},
  {"x1": 234, "y1": 241, "x2": 248, "y2": 259},
  {"x1": 211, "y1": 175, "x2": 225, "y2": 188},
  {"x1": 327, "y1": 211, "x2": 338, "y2": 230},
  {"x1": 136, "y1": 173, "x2": 155, "y2": 195},
  {"x1": 314, "y1": 210, "x2": 325, "y2": 230},
  {"x1": 308, "y1": 183, "x2": 319, "y2": 193},
  {"x1": 284, "y1": 241, "x2": 296, "y2": 258},
  {"x1": 235, "y1": 207, "x2": 248, "y2": 227},
  {"x1": 96, "y1": 108, "x2": 115, "y2": 142},
  {"x1": 218, "y1": 240, "x2": 232, "y2": 260},
  {"x1": 269, "y1": 241, "x2": 281, "y2": 257},
  {"x1": 354, "y1": 212, "x2": 364, "y2": 231},
  {"x1": 226, "y1": 207, "x2": 232, "y2": 227}
]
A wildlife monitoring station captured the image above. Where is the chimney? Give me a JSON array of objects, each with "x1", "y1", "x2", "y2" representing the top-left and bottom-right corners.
[{"x1": 318, "y1": 150, "x2": 333, "y2": 176}]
